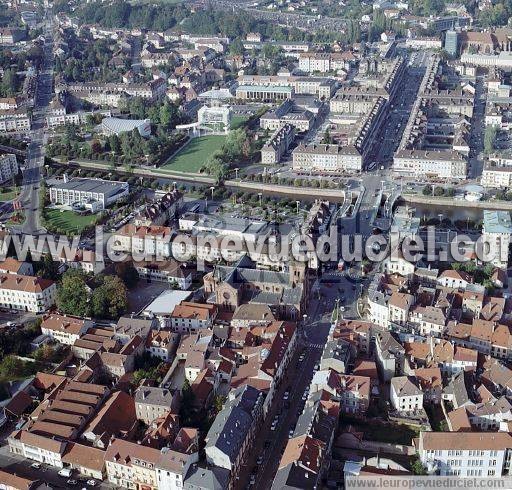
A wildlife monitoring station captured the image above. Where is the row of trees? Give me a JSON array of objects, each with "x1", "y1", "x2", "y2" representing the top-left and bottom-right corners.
[
  {"x1": 422, "y1": 185, "x2": 456, "y2": 197},
  {"x1": 74, "y1": 1, "x2": 189, "y2": 31}
]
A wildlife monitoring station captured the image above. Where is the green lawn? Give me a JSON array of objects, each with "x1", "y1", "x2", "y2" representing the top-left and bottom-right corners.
[
  {"x1": 230, "y1": 115, "x2": 249, "y2": 130},
  {"x1": 0, "y1": 188, "x2": 17, "y2": 201},
  {"x1": 44, "y1": 209, "x2": 98, "y2": 234},
  {"x1": 162, "y1": 135, "x2": 226, "y2": 173}
]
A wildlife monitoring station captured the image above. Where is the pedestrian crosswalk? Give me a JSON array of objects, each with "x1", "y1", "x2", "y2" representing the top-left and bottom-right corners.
[{"x1": 308, "y1": 343, "x2": 325, "y2": 349}]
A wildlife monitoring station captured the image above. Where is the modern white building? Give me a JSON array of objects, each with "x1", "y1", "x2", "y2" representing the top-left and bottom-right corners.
[
  {"x1": 101, "y1": 117, "x2": 151, "y2": 137},
  {"x1": 0, "y1": 153, "x2": 18, "y2": 184},
  {"x1": 49, "y1": 177, "x2": 129, "y2": 211},
  {"x1": 393, "y1": 149, "x2": 467, "y2": 179},
  {"x1": 417, "y1": 431, "x2": 512, "y2": 477},
  {"x1": 482, "y1": 167, "x2": 512, "y2": 189},
  {"x1": 197, "y1": 104, "x2": 231, "y2": 130}
]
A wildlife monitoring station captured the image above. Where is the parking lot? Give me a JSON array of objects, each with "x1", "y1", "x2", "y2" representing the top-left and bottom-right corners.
[{"x1": 0, "y1": 444, "x2": 111, "y2": 489}]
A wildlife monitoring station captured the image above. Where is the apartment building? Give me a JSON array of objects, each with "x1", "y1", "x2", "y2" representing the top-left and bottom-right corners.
[
  {"x1": 133, "y1": 259, "x2": 192, "y2": 289},
  {"x1": 40, "y1": 313, "x2": 90, "y2": 345},
  {"x1": 0, "y1": 274, "x2": 56, "y2": 313},
  {"x1": 482, "y1": 164, "x2": 512, "y2": 189},
  {"x1": 112, "y1": 224, "x2": 173, "y2": 258},
  {"x1": 292, "y1": 143, "x2": 363, "y2": 173},
  {"x1": 416, "y1": 431, "x2": 512, "y2": 477},
  {"x1": 134, "y1": 387, "x2": 178, "y2": 425},
  {"x1": 260, "y1": 99, "x2": 314, "y2": 133},
  {"x1": 145, "y1": 330, "x2": 179, "y2": 361},
  {"x1": 104, "y1": 439, "x2": 159, "y2": 489},
  {"x1": 310, "y1": 371, "x2": 371, "y2": 414},
  {"x1": 0, "y1": 153, "x2": 18, "y2": 183},
  {"x1": 393, "y1": 149, "x2": 467, "y2": 179},
  {"x1": 298, "y1": 52, "x2": 349, "y2": 73},
  {"x1": 62, "y1": 78, "x2": 167, "y2": 102},
  {"x1": 0, "y1": 27, "x2": 26, "y2": 45},
  {"x1": 168, "y1": 302, "x2": 217, "y2": 333},
  {"x1": 0, "y1": 110, "x2": 31, "y2": 132},
  {"x1": 205, "y1": 385, "x2": 264, "y2": 482},
  {"x1": 330, "y1": 92, "x2": 382, "y2": 114},
  {"x1": 390, "y1": 376, "x2": 424, "y2": 413},
  {"x1": 0, "y1": 97, "x2": 21, "y2": 110},
  {"x1": 261, "y1": 124, "x2": 296, "y2": 164}
]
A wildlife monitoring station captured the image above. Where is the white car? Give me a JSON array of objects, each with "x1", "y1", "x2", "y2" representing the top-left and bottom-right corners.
[
  {"x1": 30, "y1": 463, "x2": 41, "y2": 470},
  {"x1": 87, "y1": 481, "x2": 98, "y2": 487},
  {"x1": 283, "y1": 391, "x2": 289, "y2": 400}
]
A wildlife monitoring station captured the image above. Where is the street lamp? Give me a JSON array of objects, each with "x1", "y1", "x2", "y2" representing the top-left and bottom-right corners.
[
  {"x1": 210, "y1": 186, "x2": 215, "y2": 200},
  {"x1": 172, "y1": 181, "x2": 177, "y2": 191},
  {"x1": 296, "y1": 200, "x2": 300, "y2": 214},
  {"x1": 234, "y1": 167, "x2": 239, "y2": 180},
  {"x1": 258, "y1": 192, "x2": 262, "y2": 207}
]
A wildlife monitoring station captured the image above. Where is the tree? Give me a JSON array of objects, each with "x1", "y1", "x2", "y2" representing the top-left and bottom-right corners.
[
  {"x1": 180, "y1": 379, "x2": 196, "y2": 425},
  {"x1": 411, "y1": 457, "x2": 427, "y2": 475},
  {"x1": 91, "y1": 275, "x2": 128, "y2": 319},
  {"x1": 434, "y1": 187, "x2": 445, "y2": 196},
  {"x1": 33, "y1": 344, "x2": 58, "y2": 363},
  {"x1": 159, "y1": 101, "x2": 177, "y2": 129},
  {"x1": 213, "y1": 395, "x2": 226, "y2": 414},
  {"x1": 57, "y1": 269, "x2": 90, "y2": 317},
  {"x1": 36, "y1": 254, "x2": 59, "y2": 280},
  {"x1": 108, "y1": 134, "x2": 121, "y2": 154},
  {"x1": 422, "y1": 184, "x2": 433, "y2": 195},
  {"x1": 91, "y1": 139, "x2": 102, "y2": 154},
  {"x1": 229, "y1": 37, "x2": 244, "y2": 56},
  {"x1": 484, "y1": 125, "x2": 498, "y2": 154},
  {"x1": 321, "y1": 128, "x2": 333, "y2": 144},
  {"x1": 0, "y1": 69, "x2": 19, "y2": 97},
  {"x1": 114, "y1": 262, "x2": 139, "y2": 289},
  {"x1": 0, "y1": 355, "x2": 25, "y2": 379}
]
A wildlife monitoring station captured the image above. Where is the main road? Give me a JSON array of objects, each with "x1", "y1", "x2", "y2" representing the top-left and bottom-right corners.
[{"x1": 10, "y1": 10, "x2": 55, "y2": 236}]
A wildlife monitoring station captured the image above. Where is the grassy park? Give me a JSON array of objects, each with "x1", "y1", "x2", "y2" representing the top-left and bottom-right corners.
[
  {"x1": 44, "y1": 209, "x2": 98, "y2": 234},
  {"x1": 161, "y1": 135, "x2": 226, "y2": 173}
]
